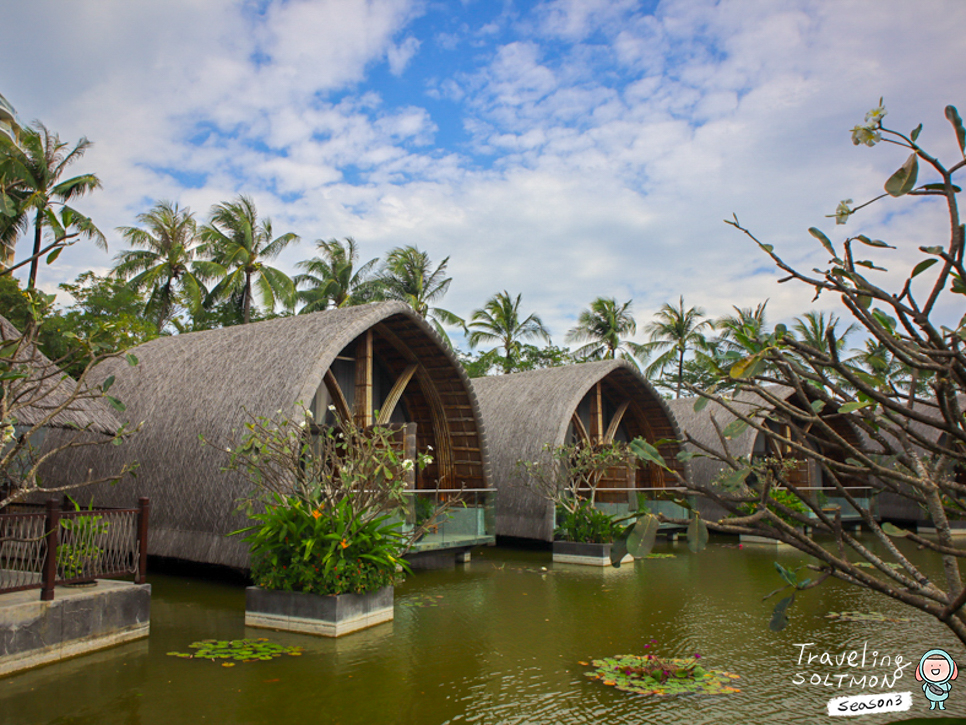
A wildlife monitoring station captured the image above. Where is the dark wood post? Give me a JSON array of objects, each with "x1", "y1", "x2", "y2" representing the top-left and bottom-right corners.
[
  {"x1": 41, "y1": 498, "x2": 60, "y2": 601},
  {"x1": 136, "y1": 497, "x2": 150, "y2": 584}
]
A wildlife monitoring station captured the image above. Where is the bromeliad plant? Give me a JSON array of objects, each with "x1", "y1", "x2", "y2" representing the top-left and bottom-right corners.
[{"x1": 223, "y1": 407, "x2": 434, "y2": 596}]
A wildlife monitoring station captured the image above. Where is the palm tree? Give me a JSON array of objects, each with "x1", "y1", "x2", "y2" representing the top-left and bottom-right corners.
[
  {"x1": 791, "y1": 310, "x2": 857, "y2": 355},
  {"x1": 467, "y1": 291, "x2": 550, "y2": 374},
  {"x1": 565, "y1": 297, "x2": 647, "y2": 364},
  {"x1": 198, "y1": 195, "x2": 299, "y2": 324},
  {"x1": 642, "y1": 296, "x2": 715, "y2": 398},
  {"x1": 376, "y1": 245, "x2": 463, "y2": 340},
  {"x1": 294, "y1": 238, "x2": 380, "y2": 313},
  {"x1": 0, "y1": 123, "x2": 104, "y2": 288},
  {"x1": 113, "y1": 201, "x2": 207, "y2": 331},
  {"x1": 715, "y1": 302, "x2": 771, "y2": 354}
]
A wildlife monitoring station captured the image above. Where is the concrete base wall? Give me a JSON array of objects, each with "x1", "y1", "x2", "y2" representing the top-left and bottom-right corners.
[
  {"x1": 245, "y1": 586, "x2": 393, "y2": 637},
  {"x1": 552, "y1": 540, "x2": 632, "y2": 566},
  {"x1": 0, "y1": 580, "x2": 151, "y2": 678}
]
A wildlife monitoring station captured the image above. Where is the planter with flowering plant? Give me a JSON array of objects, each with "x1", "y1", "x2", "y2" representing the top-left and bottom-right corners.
[{"x1": 224, "y1": 406, "x2": 434, "y2": 637}]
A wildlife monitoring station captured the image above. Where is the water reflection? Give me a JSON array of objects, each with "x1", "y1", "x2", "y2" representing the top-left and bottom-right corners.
[{"x1": 1, "y1": 535, "x2": 963, "y2": 725}]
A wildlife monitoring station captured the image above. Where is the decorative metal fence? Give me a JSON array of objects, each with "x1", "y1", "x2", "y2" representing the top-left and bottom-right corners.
[{"x1": 0, "y1": 497, "x2": 149, "y2": 601}]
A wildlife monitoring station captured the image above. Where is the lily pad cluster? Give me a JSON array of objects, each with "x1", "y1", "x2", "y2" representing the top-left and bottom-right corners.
[
  {"x1": 644, "y1": 553, "x2": 677, "y2": 559},
  {"x1": 583, "y1": 654, "x2": 740, "y2": 697},
  {"x1": 825, "y1": 611, "x2": 910, "y2": 623},
  {"x1": 399, "y1": 593, "x2": 445, "y2": 608},
  {"x1": 167, "y1": 638, "x2": 303, "y2": 665}
]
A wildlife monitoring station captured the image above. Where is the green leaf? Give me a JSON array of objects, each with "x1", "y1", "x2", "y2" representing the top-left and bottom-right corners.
[
  {"x1": 809, "y1": 227, "x2": 836, "y2": 257},
  {"x1": 770, "y1": 594, "x2": 795, "y2": 632},
  {"x1": 946, "y1": 105, "x2": 966, "y2": 153},
  {"x1": 730, "y1": 353, "x2": 763, "y2": 380},
  {"x1": 104, "y1": 395, "x2": 126, "y2": 412},
  {"x1": 627, "y1": 515, "x2": 659, "y2": 558},
  {"x1": 839, "y1": 400, "x2": 872, "y2": 413},
  {"x1": 911, "y1": 123, "x2": 922, "y2": 142},
  {"x1": 854, "y1": 260, "x2": 887, "y2": 271},
  {"x1": 881, "y1": 522, "x2": 909, "y2": 538},
  {"x1": 810, "y1": 399, "x2": 826, "y2": 413},
  {"x1": 0, "y1": 192, "x2": 15, "y2": 217},
  {"x1": 610, "y1": 533, "x2": 629, "y2": 568},
  {"x1": 721, "y1": 419, "x2": 749, "y2": 439},
  {"x1": 855, "y1": 234, "x2": 893, "y2": 249},
  {"x1": 101, "y1": 375, "x2": 116, "y2": 393},
  {"x1": 676, "y1": 450, "x2": 696, "y2": 462},
  {"x1": 693, "y1": 396, "x2": 709, "y2": 413},
  {"x1": 884, "y1": 153, "x2": 919, "y2": 197},
  {"x1": 920, "y1": 245, "x2": 944, "y2": 255},
  {"x1": 775, "y1": 562, "x2": 798, "y2": 588},
  {"x1": 686, "y1": 515, "x2": 709, "y2": 553},
  {"x1": 856, "y1": 294, "x2": 872, "y2": 309},
  {"x1": 629, "y1": 438, "x2": 669, "y2": 471},
  {"x1": 922, "y1": 183, "x2": 961, "y2": 193},
  {"x1": 718, "y1": 467, "x2": 752, "y2": 490},
  {"x1": 126, "y1": 353, "x2": 139, "y2": 366}
]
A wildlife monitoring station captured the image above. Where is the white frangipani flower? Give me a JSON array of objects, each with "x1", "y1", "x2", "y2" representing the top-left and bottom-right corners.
[{"x1": 834, "y1": 199, "x2": 853, "y2": 225}]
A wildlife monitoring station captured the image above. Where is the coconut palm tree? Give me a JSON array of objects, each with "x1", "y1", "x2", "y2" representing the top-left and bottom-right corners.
[
  {"x1": 376, "y1": 245, "x2": 463, "y2": 340},
  {"x1": 198, "y1": 195, "x2": 299, "y2": 324},
  {"x1": 565, "y1": 297, "x2": 647, "y2": 364},
  {"x1": 791, "y1": 310, "x2": 857, "y2": 355},
  {"x1": 642, "y1": 296, "x2": 715, "y2": 398},
  {"x1": 294, "y1": 237, "x2": 380, "y2": 313},
  {"x1": 113, "y1": 201, "x2": 207, "y2": 332},
  {"x1": 0, "y1": 122, "x2": 104, "y2": 288},
  {"x1": 467, "y1": 291, "x2": 550, "y2": 374}
]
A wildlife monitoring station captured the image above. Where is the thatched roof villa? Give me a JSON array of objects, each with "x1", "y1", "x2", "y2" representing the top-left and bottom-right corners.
[
  {"x1": 666, "y1": 386, "x2": 872, "y2": 520},
  {"x1": 1, "y1": 314, "x2": 120, "y2": 436},
  {"x1": 42, "y1": 302, "x2": 492, "y2": 568},
  {"x1": 471, "y1": 360, "x2": 687, "y2": 542}
]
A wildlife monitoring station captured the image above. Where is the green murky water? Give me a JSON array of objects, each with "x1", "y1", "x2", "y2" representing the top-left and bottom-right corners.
[{"x1": 2, "y1": 538, "x2": 964, "y2": 725}]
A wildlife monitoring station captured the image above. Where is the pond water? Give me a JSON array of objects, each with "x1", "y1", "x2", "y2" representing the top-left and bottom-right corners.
[{"x1": 3, "y1": 536, "x2": 964, "y2": 725}]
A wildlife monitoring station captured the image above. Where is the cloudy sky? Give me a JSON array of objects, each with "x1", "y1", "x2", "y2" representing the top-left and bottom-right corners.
[{"x1": 2, "y1": 0, "x2": 965, "y2": 348}]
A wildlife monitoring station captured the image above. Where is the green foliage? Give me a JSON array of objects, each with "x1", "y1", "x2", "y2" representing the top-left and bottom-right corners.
[
  {"x1": 242, "y1": 493, "x2": 404, "y2": 596},
  {"x1": 167, "y1": 638, "x2": 303, "y2": 664},
  {"x1": 57, "y1": 497, "x2": 109, "y2": 580},
  {"x1": 555, "y1": 501, "x2": 622, "y2": 544}
]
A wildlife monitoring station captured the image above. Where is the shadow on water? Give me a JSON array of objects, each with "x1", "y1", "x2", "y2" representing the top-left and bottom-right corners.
[{"x1": 2, "y1": 534, "x2": 964, "y2": 725}]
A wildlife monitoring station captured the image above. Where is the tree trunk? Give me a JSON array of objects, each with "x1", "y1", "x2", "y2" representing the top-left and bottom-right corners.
[
  {"x1": 243, "y1": 272, "x2": 252, "y2": 324},
  {"x1": 676, "y1": 348, "x2": 685, "y2": 398},
  {"x1": 27, "y1": 209, "x2": 43, "y2": 290}
]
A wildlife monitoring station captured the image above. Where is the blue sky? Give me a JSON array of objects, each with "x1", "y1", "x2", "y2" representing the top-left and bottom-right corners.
[{"x1": 2, "y1": 0, "x2": 965, "y2": 347}]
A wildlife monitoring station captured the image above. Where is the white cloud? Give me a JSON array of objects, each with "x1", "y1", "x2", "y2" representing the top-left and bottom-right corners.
[{"x1": 387, "y1": 36, "x2": 422, "y2": 75}]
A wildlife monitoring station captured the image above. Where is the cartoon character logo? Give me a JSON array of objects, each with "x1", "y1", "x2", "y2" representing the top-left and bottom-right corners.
[{"x1": 916, "y1": 648, "x2": 958, "y2": 710}]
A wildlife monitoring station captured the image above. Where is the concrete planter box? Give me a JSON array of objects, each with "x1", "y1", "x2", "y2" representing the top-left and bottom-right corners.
[
  {"x1": 0, "y1": 580, "x2": 150, "y2": 677},
  {"x1": 552, "y1": 540, "x2": 631, "y2": 567},
  {"x1": 245, "y1": 586, "x2": 393, "y2": 638}
]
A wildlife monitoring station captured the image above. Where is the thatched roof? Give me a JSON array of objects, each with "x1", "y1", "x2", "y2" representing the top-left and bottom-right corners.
[
  {"x1": 471, "y1": 360, "x2": 686, "y2": 541},
  {"x1": 0, "y1": 314, "x2": 120, "y2": 436},
  {"x1": 42, "y1": 302, "x2": 490, "y2": 568},
  {"x1": 666, "y1": 385, "x2": 866, "y2": 488}
]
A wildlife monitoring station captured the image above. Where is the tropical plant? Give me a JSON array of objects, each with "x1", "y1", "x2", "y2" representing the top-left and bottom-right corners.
[
  {"x1": 113, "y1": 201, "x2": 207, "y2": 331},
  {"x1": 376, "y1": 245, "x2": 463, "y2": 342},
  {"x1": 0, "y1": 122, "x2": 104, "y2": 288},
  {"x1": 565, "y1": 297, "x2": 647, "y2": 365},
  {"x1": 222, "y1": 407, "x2": 439, "y2": 595},
  {"x1": 642, "y1": 297, "x2": 715, "y2": 398},
  {"x1": 294, "y1": 237, "x2": 380, "y2": 313},
  {"x1": 57, "y1": 496, "x2": 109, "y2": 581},
  {"x1": 466, "y1": 291, "x2": 550, "y2": 374},
  {"x1": 198, "y1": 195, "x2": 299, "y2": 324},
  {"x1": 555, "y1": 502, "x2": 623, "y2": 544},
  {"x1": 664, "y1": 101, "x2": 966, "y2": 645}
]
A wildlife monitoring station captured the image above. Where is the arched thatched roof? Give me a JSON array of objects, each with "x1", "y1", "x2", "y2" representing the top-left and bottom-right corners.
[
  {"x1": 43, "y1": 302, "x2": 490, "y2": 568},
  {"x1": 1, "y1": 314, "x2": 119, "y2": 435},
  {"x1": 471, "y1": 360, "x2": 686, "y2": 541},
  {"x1": 666, "y1": 385, "x2": 867, "y2": 489}
]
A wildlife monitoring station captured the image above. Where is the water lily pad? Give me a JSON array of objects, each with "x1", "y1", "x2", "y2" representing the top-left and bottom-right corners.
[
  {"x1": 167, "y1": 638, "x2": 303, "y2": 663},
  {"x1": 585, "y1": 655, "x2": 739, "y2": 697},
  {"x1": 825, "y1": 611, "x2": 910, "y2": 623},
  {"x1": 399, "y1": 593, "x2": 446, "y2": 608},
  {"x1": 644, "y1": 553, "x2": 677, "y2": 559}
]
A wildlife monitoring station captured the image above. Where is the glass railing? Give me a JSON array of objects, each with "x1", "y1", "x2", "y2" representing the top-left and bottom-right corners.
[{"x1": 399, "y1": 488, "x2": 497, "y2": 552}]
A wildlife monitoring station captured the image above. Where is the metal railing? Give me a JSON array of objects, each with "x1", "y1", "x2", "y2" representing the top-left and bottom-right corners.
[{"x1": 0, "y1": 497, "x2": 149, "y2": 601}]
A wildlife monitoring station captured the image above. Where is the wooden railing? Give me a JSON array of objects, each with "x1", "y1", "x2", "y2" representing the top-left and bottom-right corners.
[{"x1": 0, "y1": 497, "x2": 149, "y2": 601}]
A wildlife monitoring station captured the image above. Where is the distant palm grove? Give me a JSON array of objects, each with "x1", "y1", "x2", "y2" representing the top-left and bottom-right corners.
[{"x1": 0, "y1": 109, "x2": 903, "y2": 397}]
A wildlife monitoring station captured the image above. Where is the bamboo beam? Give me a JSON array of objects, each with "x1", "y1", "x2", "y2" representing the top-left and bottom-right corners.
[
  {"x1": 355, "y1": 329, "x2": 373, "y2": 426},
  {"x1": 570, "y1": 412, "x2": 591, "y2": 445},
  {"x1": 323, "y1": 370, "x2": 352, "y2": 421},
  {"x1": 589, "y1": 381, "x2": 604, "y2": 444},
  {"x1": 603, "y1": 400, "x2": 630, "y2": 444},
  {"x1": 377, "y1": 362, "x2": 417, "y2": 425}
]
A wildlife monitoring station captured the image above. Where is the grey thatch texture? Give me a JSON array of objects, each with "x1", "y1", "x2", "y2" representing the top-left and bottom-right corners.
[
  {"x1": 0, "y1": 314, "x2": 120, "y2": 435},
  {"x1": 471, "y1": 360, "x2": 686, "y2": 541},
  {"x1": 42, "y1": 302, "x2": 490, "y2": 568}
]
